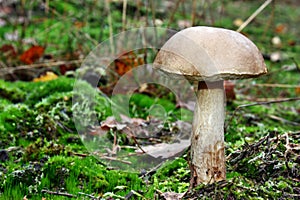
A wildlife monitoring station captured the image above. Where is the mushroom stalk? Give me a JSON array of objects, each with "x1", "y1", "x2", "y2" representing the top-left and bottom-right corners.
[{"x1": 191, "y1": 80, "x2": 226, "y2": 185}]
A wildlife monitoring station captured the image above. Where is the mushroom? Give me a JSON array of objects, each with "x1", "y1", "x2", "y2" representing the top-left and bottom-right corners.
[{"x1": 154, "y1": 26, "x2": 267, "y2": 186}]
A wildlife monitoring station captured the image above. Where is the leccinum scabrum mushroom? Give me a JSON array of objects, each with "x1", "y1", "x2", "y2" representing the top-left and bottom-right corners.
[{"x1": 154, "y1": 26, "x2": 267, "y2": 186}]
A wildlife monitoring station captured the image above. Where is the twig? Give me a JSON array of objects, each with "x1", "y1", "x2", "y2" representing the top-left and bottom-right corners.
[
  {"x1": 41, "y1": 189, "x2": 77, "y2": 198},
  {"x1": 78, "y1": 191, "x2": 98, "y2": 199},
  {"x1": 291, "y1": 57, "x2": 300, "y2": 72},
  {"x1": 71, "y1": 152, "x2": 89, "y2": 157},
  {"x1": 167, "y1": 0, "x2": 184, "y2": 28},
  {"x1": 252, "y1": 83, "x2": 300, "y2": 88},
  {"x1": 124, "y1": 127, "x2": 146, "y2": 154},
  {"x1": 225, "y1": 97, "x2": 300, "y2": 130},
  {"x1": 227, "y1": 134, "x2": 270, "y2": 164},
  {"x1": 237, "y1": 0, "x2": 273, "y2": 32},
  {"x1": 150, "y1": 0, "x2": 156, "y2": 27},
  {"x1": 100, "y1": 156, "x2": 132, "y2": 165},
  {"x1": 122, "y1": 0, "x2": 127, "y2": 31},
  {"x1": 268, "y1": 114, "x2": 300, "y2": 126},
  {"x1": 191, "y1": 0, "x2": 197, "y2": 26},
  {"x1": 105, "y1": 0, "x2": 115, "y2": 54},
  {"x1": 0, "y1": 59, "x2": 83, "y2": 75},
  {"x1": 262, "y1": 0, "x2": 275, "y2": 40},
  {"x1": 236, "y1": 97, "x2": 300, "y2": 108},
  {"x1": 140, "y1": 162, "x2": 163, "y2": 178}
]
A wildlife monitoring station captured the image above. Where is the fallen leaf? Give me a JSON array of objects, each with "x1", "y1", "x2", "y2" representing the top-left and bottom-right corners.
[
  {"x1": 101, "y1": 116, "x2": 127, "y2": 131},
  {"x1": 33, "y1": 71, "x2": 58, "y2": 82},
  {"x1": 275, "y1": 23, "x2": 287, "y2": 33},
  {"x1": 136, "y1": 140, "x2": 190, "y2": 159},
  {"x1": 0, "y1": 44, "x2": 17, "y2": 57},
  {"x1": 114, "y1": 51, "x2": 144, "y2": 76},
  {"x1": 20, "y1": 45, "x2": 45, "y2": 64},
  {"x1": 74, "y1": 21, "x2": 85, "y2": 29},
  {"x1": 159, "y1": 191, "x2": 185, "y2": 200}
]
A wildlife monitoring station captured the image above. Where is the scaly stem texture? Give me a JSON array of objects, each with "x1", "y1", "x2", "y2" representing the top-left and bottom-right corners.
[{"x1": 191, "y1": 81, "x2": 226, "y2": 185}]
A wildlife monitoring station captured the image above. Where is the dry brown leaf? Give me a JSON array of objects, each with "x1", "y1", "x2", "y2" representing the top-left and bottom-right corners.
[
  {"x1": 159, "y1": 191, "x2": 185, "y2": 200},
  {"x1": 136, "y1": 140, "x2": 190, "y2": 159}
]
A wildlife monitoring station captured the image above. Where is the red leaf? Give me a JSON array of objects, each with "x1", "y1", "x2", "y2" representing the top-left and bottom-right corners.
[{"x1": 19, "y1": 45, "x2": 45, "y2": 64}]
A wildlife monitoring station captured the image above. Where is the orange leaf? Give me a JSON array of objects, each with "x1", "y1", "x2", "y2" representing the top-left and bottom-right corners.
[
  {"x1": 114, "y1": 51, "x2": 144, "y2": 76},
  {"x1": 275, "y1": 24, "x2": 287, "y2": 34},
  {"x1": 20, "y1": 45, "x2": 45, "y2": 64}
]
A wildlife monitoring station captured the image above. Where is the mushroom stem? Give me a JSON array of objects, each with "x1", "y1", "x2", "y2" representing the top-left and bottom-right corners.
[{"x1": 191, "y1": 80, "x2": 226, "y2": 185}]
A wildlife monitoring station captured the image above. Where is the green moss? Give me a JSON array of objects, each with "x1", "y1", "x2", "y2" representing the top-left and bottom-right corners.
[{"x1": 0, "y1": 79, "x2": 26, "y2": 103}]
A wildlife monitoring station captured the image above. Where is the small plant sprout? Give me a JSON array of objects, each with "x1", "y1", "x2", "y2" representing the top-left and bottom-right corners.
[{"x1": 154, "y1": 26, "x2": 267, "y2": 186}]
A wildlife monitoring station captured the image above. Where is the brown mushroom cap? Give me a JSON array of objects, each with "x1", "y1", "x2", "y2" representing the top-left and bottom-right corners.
[{"x1": 154, "y1": 26, "x2": 267, "y2": 82}]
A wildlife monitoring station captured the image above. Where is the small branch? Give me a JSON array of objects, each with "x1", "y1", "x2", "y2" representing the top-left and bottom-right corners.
[
  {"x1": 167, "y1": 0, "x2": 184, "y2": 28},
  {"x1": 41, "y1": 189, "x2": 77, "y2": 198},
  {"x1": 124, "y1": 127, "x2": 147, "y2": 154},
  {"x1": 78, "y1": 191, "x2": 98, "y2": 199},
  {"x1": 100, "y1": 156, "x2": 132, "y2": 165},
  {"x1": 253, "y1": 83, "x2": 300, "y2": 88},
  {"x1": 225, "y1": 97, "x2": 300, "y2": 130},
  {"x1": 71, "y1": 152, "x2": 89, "y2": 157},
  {"x1": 122, "y1": 0, "x2": 127, "y2": 31},
  {"x1": 268, "y1": 114, "x2": 300, "y2": 126},
  {"x1": 0, "y1": 59, "x2": 83, "y2": 75},
  {"x1": 236, "y1": 97, "x2": 300, "y2": 109},
  {"x1": 105, "y1": 0, "x2": 115, "y2": 54},
  {"x1": 191, "y1": 0, "x2": 197, "y2": 26},
  {"x1": 236, "y1": 0, "x2": 273, "y2": 32}
]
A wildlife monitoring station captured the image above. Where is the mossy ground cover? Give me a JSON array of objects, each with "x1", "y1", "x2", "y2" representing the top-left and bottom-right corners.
[{"x1": 0, "y1": 0, "x2": 299, "y2": 199}]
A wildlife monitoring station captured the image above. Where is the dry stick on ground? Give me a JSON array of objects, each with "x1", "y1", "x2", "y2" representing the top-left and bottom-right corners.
[
  {"x1": 77, "y1": 192, "x2": 98, "y2": 199},
  {"x1": 99, "y1": 156, "x2": 132, "y2": 165},
  {"x1": 0, "y1": 59, "x2": 83, "y2": 76},
  {"x1": 150, "y1": 0, "x2": 156, "y2": 27},
  {"x1": 225, "y1": 97, "x2": 300, "y2": 131},
  {"x1": 41, "y1": 189, "x2": 77, "y2": 198},
  {"x1": 124, "y1": 127, "x2": 146, "y2": 154},
  {"x1": 253, "y1": 83, "x2": 300, "y2": 88},
  {"x1": 236, "y1": 0, "x2": 273, "y2": 32},
  {"x1": 167, "y1": 0, "x2": 184, "y2": 28},
  {"x1": 191, "y1": 0, "x2": 196, "y2": 26},
  {"x1": 122, "y1": 0, "x2": 127, "y2": 32},
  {"x1": 105, "y1": 0, "x2": 115, "y2": 54},
  {"x1": 262, "y1": 0, "x2": 275, "y2": 40},
  {"x1": 268, "y1": 114, "x2": 300, "y2": 126}
]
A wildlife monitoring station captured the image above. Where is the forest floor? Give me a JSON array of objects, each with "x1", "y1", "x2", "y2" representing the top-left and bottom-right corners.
[{"x1": 0, "y1": 0, "x2": 299, "y2": 199}]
